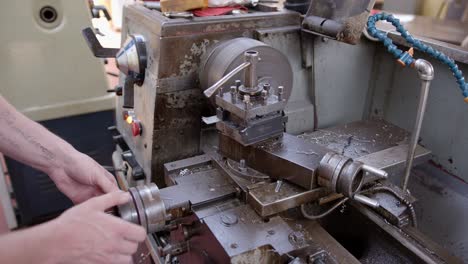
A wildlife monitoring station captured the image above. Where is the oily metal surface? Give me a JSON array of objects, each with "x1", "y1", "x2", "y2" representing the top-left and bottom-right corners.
[
  {"x1": 201, "y1": 204, "x2": 296, "y2": 258},
  {"x1": 356, "y1": 144, "x2": 430, "y2": 183},
  {"x1": 219, "y1": 133, "x2": 330, "y2": 190},
  {"x1": 201, "y1": 203, "x2": 359, "y2": 262},
  {"x1": 199, "y1": 37, "x2": 293, "y2": 103},
  {"x1": 298, "y1": 120, "x2": 431, "y2": 182},
  {"x1": 298, "y1": 120, "x2": 409, "y2": 159},
  {"x1": 248, "y1": 181, "x2": 330, "y2": 217},
  {"x1": 159, "y1": 168, "x2": 238, "y2": 210}
]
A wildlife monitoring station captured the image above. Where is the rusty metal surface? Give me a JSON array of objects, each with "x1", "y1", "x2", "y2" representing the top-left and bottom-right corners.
[{"x1": 118, "y1": 5, "x2": 304, "y2": 185}]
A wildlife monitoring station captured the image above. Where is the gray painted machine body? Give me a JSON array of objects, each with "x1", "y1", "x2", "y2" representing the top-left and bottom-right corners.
[{"x1": 113, "y1": 4, "x2": 468, "y2": 262}]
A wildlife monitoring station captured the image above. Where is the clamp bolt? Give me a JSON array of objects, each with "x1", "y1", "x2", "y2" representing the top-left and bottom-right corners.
[
  {"x1": 230, "y1": 86, "x2": 237, "y2": 103},
  {"x1": 243, "y1": 95, "x2": 251, "y2": 109},
  {"x1": 277, "y1": 86, "x2": 284, "y2": 101},
  {"x1": 235, "y1": 80, "x2": 242, "y2": 88},
  {"x1": 239, "y1": 159, "x2": 247, "y2": 173},
  {"x1": 261, "y1": 89, "x2": 268, "y2": 105}
]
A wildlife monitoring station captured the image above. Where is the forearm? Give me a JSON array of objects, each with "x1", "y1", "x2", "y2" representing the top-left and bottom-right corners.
[
  {"x1": 0, "y1": 221, "x2": 59, "y2": 264},
  {"x1": 0, "y1": 95, "x2": 76, "y2": 175}
]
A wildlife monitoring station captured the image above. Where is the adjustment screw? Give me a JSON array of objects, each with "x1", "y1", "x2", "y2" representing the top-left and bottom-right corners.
[
  {"x1": 230, "y1": 86, "x2": 237, "y2": 103},
  {"x1": 261, "y1": 89, "x2": 268, "y2": 105},
  {"x1": 239, "y1": 159, "x2": 247, "y2": 173},
  {"x1": 277, "y1": 86, "x2": 284, "y2": 101},
  {"x1": 243, "y1": 95, "x2": 251, "y2": 109},
  {"x1": 239, "y1": 159, "x2": 246, "y2": 168},
  {"x1": 235, "y1": 80, "x2": 242, "y2": 88}
]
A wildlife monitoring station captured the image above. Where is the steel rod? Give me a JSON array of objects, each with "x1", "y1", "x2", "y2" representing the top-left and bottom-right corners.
[
  {"x1": 353, "y1": 194, "x2": 380, "y2": 208},
  {"x1": 203, "y1": 62, "x2": 250, "y2": 98},
  {"x1": 362, "y1": 164, "x2": 388, "y2": 178},
  {"x1": 402, "y1": 59, "x2": 434, "y2": 191}
]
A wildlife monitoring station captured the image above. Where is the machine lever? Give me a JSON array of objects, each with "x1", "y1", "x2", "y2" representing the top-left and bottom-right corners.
[
  {"x1": 362, "y1": 164, "x2": 388, "y2": 179},
  {"x1": 123, "y1": 76, "x2": 136, "y2": 109},
  {"x1": 204, "y1": 61, "x2": 250, "y2": 98},
  {"x1": 81, "y1": 27, "x2": 119, "y2": 58},
  {"x1": 353, "y1": 194, "x2": 380, "y2": 208}
]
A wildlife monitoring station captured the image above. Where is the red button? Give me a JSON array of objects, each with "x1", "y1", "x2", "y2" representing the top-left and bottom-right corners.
[{"x1": 131, "y1": 121, "x2": 142, "y2": 136}]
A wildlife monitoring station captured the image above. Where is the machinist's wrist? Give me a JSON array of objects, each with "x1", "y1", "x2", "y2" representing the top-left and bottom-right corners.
[{"x1": 44, "y1": 141, "x2": 79, "y2": 177}]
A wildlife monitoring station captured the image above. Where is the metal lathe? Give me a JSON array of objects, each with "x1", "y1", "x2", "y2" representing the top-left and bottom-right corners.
[{"x1": 83, "y1": 1, "x2": 468, "y2": 263}]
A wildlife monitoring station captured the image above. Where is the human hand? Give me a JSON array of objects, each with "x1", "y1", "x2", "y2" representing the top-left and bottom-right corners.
[
  {"x1": 49, "y1": 151, "x2": 119, "y2": 204},
  {"x1": 47, "y1": 191, "x2": 147, "y2": 264}
]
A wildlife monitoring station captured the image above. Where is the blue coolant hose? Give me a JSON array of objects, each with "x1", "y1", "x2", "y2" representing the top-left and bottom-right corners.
[{"x1": 367, "y1": 13, "x2": 468, "y2": 101}]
